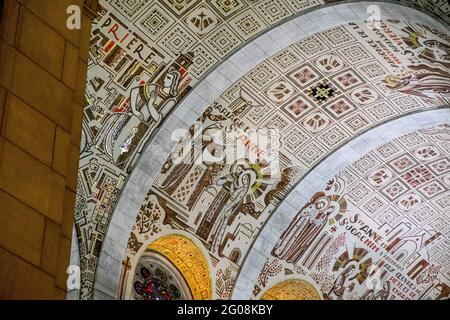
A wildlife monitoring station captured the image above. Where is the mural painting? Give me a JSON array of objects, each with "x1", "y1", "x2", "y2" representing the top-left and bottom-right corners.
[{"x1": 118, "y1": 20, "x2": 450, "y2": 299}]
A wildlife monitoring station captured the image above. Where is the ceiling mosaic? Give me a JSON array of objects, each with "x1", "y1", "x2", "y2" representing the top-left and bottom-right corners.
[
  {"x1": 116, "y1": 20, "x2": 450, "y2": 299},
  {"x1": 251, "y1": 124, "x2": 450, "y2": 300},
  {"x1": 75, "y1": 0, "x2": 450, "y2": 299}
]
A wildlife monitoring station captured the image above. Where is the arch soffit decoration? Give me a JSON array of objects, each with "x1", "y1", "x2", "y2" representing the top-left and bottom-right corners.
[
  {"x1": 85, "y1": 1, "x2": 450, "y2": 300},
  {"x1": 260, "y1": 278, "x2": 322, "y2": 300}
]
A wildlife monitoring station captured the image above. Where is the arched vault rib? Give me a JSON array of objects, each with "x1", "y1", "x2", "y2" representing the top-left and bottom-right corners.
[
  {"x1": 233, "y1": 109, "x2": 450, "y2": 299},
  {"x1": 91, "y1": 4, "x2": 450, "y2": 299}
]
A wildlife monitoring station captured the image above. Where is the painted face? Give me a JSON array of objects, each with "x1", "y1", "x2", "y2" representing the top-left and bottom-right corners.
[
  {"x1": 164, "y1": 73, "x2": 174, "y2": 88},
  {"x1": 346, "y1": 261, "x2": 360, "y2": 279},
  {"x1": 235, "y1": 165, "x2": 244, "y2": 175},
  {"x1": 204, "y1": 129, "x2": 219, "y2": 144},
  {"x1": 345, "y1": 265, "x2": 356, "y2": 277},
  {"x1": 325, "y1": 205, "x2": 336, "y2": 216}
]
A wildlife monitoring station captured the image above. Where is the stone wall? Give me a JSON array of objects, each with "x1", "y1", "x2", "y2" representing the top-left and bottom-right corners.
[{"x1": 0, "y1": 0, "x2": 95, "y2": 299}]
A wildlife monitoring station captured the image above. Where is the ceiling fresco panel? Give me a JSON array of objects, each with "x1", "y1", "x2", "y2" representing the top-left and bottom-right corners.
[{"x1": 116, "y1": 20, "x2": 450, "y2": 299}]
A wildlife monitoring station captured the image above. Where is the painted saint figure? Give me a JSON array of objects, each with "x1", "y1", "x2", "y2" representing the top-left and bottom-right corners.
[
  {"x1": 360, "y1": 280, "x2": 391, "y2": 300},
  {"x1": 401, "y1": 26, "x2": 450, "y2": 69},
  {"x1": 159, "y1": 108, "x2": 225, "y2": 195},
  {"x1": 210, "y1": 164, "x2": 256, "y2": 255},
  {"x1": 272, "y1": 193, "x2": 346, "y2": 265},
  {"x1": 129, "y1": 68, "x2": 181, "y2": 125},
  {"x1": 324, "y1": 263, "x2": 357, "y2": 300}
]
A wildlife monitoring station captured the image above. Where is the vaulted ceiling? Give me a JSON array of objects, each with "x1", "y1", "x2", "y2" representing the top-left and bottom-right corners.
[{"x1": 72, "y1": 0, "x2": 450, "y2": 300}]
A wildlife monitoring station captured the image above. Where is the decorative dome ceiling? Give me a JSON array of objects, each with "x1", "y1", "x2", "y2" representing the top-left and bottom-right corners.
[{"x1": 71, "y1": 0, "x2": 450, "y2": 300}]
